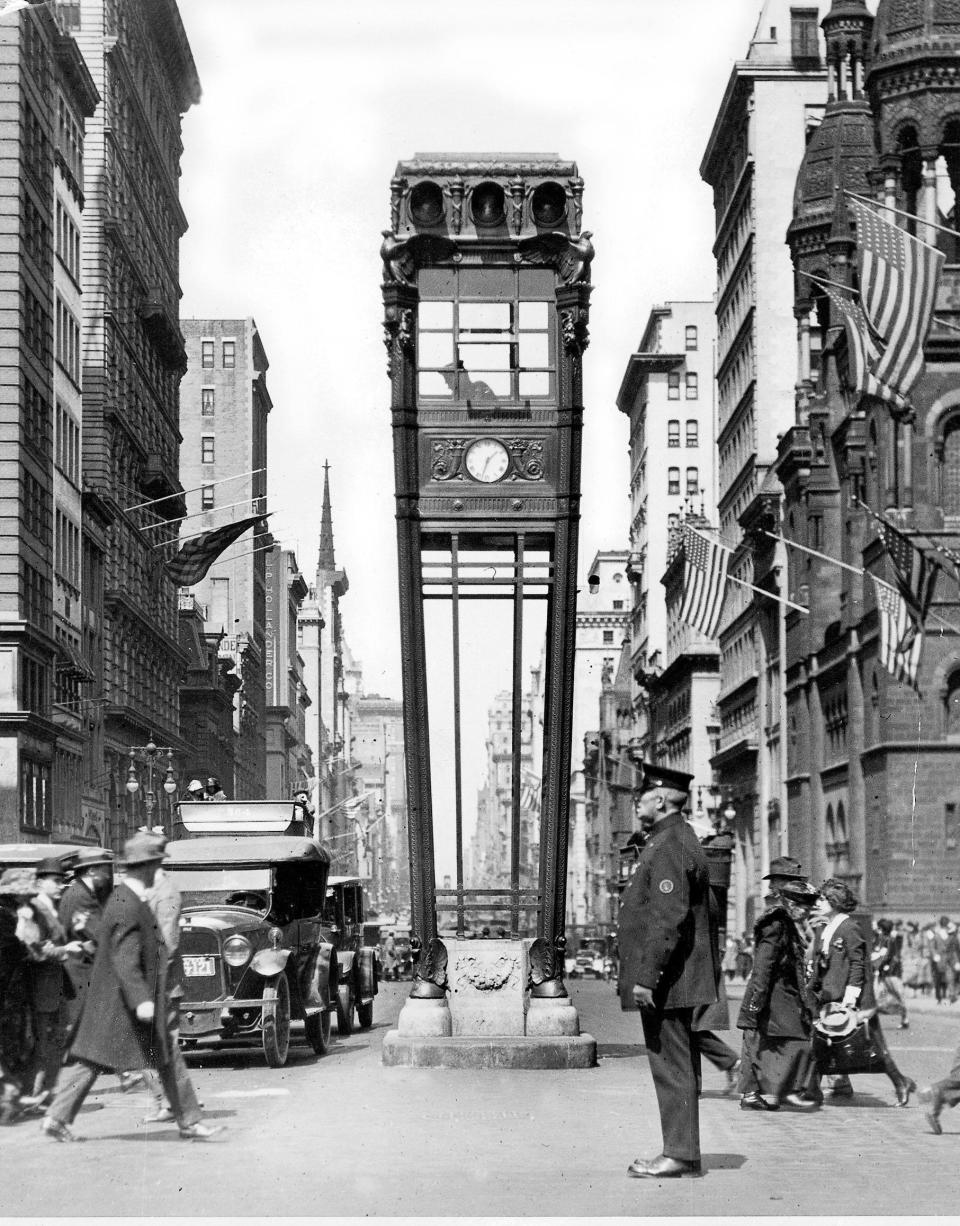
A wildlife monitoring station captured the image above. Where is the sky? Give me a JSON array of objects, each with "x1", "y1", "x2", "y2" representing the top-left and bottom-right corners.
[
  {"x1": 174, "y1": 0, "x2": 788, "y2": 872},
  {"x1": 176, "y1": 0, "x2": 775, "y2": 698}
]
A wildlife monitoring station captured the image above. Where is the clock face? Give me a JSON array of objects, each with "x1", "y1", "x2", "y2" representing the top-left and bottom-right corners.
[{"x1": 465, "y1": 438, "x2": 510, "y2": 483}]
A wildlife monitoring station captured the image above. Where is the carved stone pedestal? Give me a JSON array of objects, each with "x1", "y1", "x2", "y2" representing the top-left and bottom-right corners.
[{"x1": 382, "y1": 938, "x2": 596, "y2": 1067}]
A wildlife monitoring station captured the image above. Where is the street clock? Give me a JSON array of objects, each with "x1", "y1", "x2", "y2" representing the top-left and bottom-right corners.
[{"x1": 382, "y1": 154, "x2": 592, "y2": 1006}]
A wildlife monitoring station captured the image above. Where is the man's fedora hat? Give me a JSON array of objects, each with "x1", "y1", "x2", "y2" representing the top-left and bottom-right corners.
[
  {"x1": 814, "y1": 1003, "x2": 859, "y2": 1038},
  {"x1": 36, "y1": 855, "x2": 71, "y2": 879},
  {"x1": 636, "y1": 763, "x2": 694, "y2": 796},
  {"x1": 121, "y1": 832, "x2": 167, "y2": 867},
  {"x1": 74, "y1": 846, "x2": 114, "y2": 870},
  {"x1": 763, "y1": 856, "x2": 807, "y2": 882}
]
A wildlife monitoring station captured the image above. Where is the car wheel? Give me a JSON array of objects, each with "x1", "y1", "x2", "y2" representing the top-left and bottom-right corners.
[
  {"x1": 356, "y1": 998, "x2": 374, "y2": 1029},
  {"x1": 336, "y1": 982, "x2": 355, "y2": 1036},
  {"x1": 261, "y1": 974, "x2": 291, "y2": 1068},
  {"x1": 304, "y1": 1008, "x2": 332, "y2": 1055}
]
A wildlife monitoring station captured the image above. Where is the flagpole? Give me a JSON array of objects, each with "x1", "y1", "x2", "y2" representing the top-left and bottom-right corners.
[
  {"x1": 800, "y1": 270, "x2": 858, "y2": 296},
  {"x1": 140, "y1": 495, "x2": 264, "y2": 533},
  {"x1": 726, "y1": 574, "x2": 808, "y2": 614},
  {"x1": 764, "y1": 528, "x2": 960, "y2": 637},
  {"x1": 123, "y1": 467, "x2": 266, "y2": 514},
  {"x1": 845, "y1": 189, "x2": 948, "y2": 251},
  {"x1": 152, "y1": 512, "x2": 271, "y2": 550}
]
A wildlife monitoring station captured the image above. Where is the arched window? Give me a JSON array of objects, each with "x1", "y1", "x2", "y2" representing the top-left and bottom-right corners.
[
  {"x1": 898, "y1": 126, "x2": 922, "y2": 235},
  {"x1": 936, "y1": 120, "x2": 960, "y2": 264},
  {"x1": 946, "y1": 670, "x2": 960, "y2": 740},
  {"x1": 835, "y1": 800, "x2": 847, "y2": 846},
  {"x1": 941, "y1": 415, "x2": 960, "y2": 518},
  {"x1": 825, "y1": 802, "x2": 835, "y2": 851}
]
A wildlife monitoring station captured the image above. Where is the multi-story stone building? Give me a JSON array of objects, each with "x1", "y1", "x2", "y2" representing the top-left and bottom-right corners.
[
  {"x1": 568, "y1": 551, "x2": 630, "y2": 929},
  {"x1": 0, "y1": 6, "x2": 96, "y2": 841},
  {"x1": 0, "y1": 6, "x2": 115, "y2": 845},
  {"x1": 350, "y1": 694, "x2": 408, "y2": 914},
  {"x1": 264, "y1": 546, "x2": 313, "y2": 800},
  {"x1": 699, "y1": 0, "x2": 827, "y2": 929},
  {"x1": 777, "y1": 0, "x2": 960, "y2": 918},
  {"x1": 72, "y1": 0, "x2": 200, "y2": 845},
  {"x1": 179, "y1": 318, "x2": 271, "y2": 800},
  {"x1": 176, "y1": 591, "x2": 237, "y2": 798}
]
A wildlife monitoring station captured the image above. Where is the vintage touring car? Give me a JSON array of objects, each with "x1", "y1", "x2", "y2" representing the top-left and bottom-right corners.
[
  {"x1": 322, "y1": 875, "x2": 378, "y2": 1034},
  {"x1": 165, "y1": 834, "x2": 339, "y2": 1067}
]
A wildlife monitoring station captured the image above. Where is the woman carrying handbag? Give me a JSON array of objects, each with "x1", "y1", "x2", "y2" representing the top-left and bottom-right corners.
[{"x1": 805, "y1": 879, "x2": 915, "y2": 1107}]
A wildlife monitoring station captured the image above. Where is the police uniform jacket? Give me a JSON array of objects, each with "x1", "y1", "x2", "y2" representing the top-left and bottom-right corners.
[
  {"x1": 69, "y1": 882, "x2": 170, "y2": 1071},
  {"x1": 617, "y1": 811, "x2": 719, "y2": 1011},
  {"x1": 808, "y1": 915, "x2": 876, "y2": 1011},
  {"x1": 736, "y1": 904, "x2": 812, "y2": 1039}
]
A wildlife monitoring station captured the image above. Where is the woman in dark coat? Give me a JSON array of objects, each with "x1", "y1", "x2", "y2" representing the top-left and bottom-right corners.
[
  {"x1": 806, "y1": 878, "x2": 915, "y2": 1107},
  {"x1": 737, "y1": 878, "x2": 819, "y2": 1110}
]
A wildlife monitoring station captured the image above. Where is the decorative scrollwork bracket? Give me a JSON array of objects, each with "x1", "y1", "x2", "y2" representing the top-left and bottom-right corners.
[
  {"x1": 560, "y1": 306, "x2": 590, "y2": 356},
  {"x1": 410, "y1": 935, "x2": 449, "y2": 999},
  {"x1": 527, "y1": 934, "x2": 569, "y2": 998}
]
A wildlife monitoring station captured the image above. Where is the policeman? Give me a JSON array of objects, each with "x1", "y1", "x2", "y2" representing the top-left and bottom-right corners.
[{"x1": 618, "y1": 764, "x2": 720, "y2": 1179}]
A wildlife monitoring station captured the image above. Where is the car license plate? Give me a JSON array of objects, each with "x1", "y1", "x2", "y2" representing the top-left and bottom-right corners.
[{"x1": 182, "y1": 955, "x2": 215, "y2": 977}]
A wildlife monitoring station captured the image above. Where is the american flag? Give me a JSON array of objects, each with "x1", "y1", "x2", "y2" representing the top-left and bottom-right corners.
[
  {"x1": 873, "y1": 514, "x2": 940, "y2": 626},
  {"x1": 847, "y1": 195, "x2": 944, "y2": 410},
  {"x1": 519, "y1": 770, "x2": 540, "y2": 812},
  {"x1": 678, "y1": 523, "x2": 730, "y2": 638},
  {"x1": 165, "y1": 514, "x2": 268, "y2": 587},
  {"x1": 822, "y1": 283, "x2": 893, "y2": 405},
  {"x1": 871, "y1": 575, "x2": 923, "y2": 689}
]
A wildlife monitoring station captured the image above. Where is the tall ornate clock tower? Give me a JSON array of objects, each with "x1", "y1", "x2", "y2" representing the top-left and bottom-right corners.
[{"x1": 382, "y1": 154, "x2": 595, "y2": 1064}]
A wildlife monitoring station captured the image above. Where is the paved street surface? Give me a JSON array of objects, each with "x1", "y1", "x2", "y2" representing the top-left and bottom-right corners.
[{"x1": 3, "y1": 979, "x2": 958, "y2": 1217}]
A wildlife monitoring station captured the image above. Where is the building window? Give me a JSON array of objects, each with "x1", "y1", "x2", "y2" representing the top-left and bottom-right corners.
[
  {"x1": 613, "y1": 600, "x2": 624, "y2": 610},
  {"x1": 686, "y1": 467, "x2": 699, "y2": 497},
  {"x1": 685, "y1": 325, "x2": 698, "y2": 351},
  {"x1": 686, "y1": 420, "x2": 699, "y2": 448},
  {"x1": 668, "y1": 512, "x2": 680, "y2": 532},
  {"x1": 685, "y1": 372, "x2": 698, "y2": 400},
  {"x1": 667, "y1": 372, "x2": 680, "y2": 400},
  {"x1": 947, "y1": 671, "x2": 960, "y2": 739},
  {"x1": 201, "y1": 340, "x2": 214, "y2": 369},
  {"x1": 668, "y1": 468, "x2": 680, "y2": 496},
  {"x1": 19, "y1": 756, "x2": 51, "y2": 833},
  {"x1": 201, "y1": 436, "x2": 215, "y2": 464},
  {"x1": 201, "y1": 388, "x2": 215, "y2": 415},
  {"x1": 201, "y1": 485, "x2": 215, "y2": 510},
  {"x1": 222, "y1": 340, "x2": 236, "y2": 368},
  {"x1": 668, "y1": 420, "x2": 680, "y2": 448},
  {"x1": 791, "y1": 8, "x2": 820, "y2": 62},
  {"x1": 603, "y1": 630, "x2": 614, "y2": 644}
]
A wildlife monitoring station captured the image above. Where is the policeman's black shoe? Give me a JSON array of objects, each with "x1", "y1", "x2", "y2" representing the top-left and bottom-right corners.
[
  {"x1": 740, "y1": 1092, "x2": 779, "y2": 1111},
  {"x1": 895, "y1": 1077, "x2": 917, "y2": 1108},
  {"x1": 828, "y1": 1077, "x2": 854, "y2": 1098},
  {"x1": 627, "y1": 1154, "x2": 702, "y2": 1178}
]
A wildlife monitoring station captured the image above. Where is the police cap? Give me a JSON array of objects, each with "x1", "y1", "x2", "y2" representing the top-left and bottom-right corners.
[{"x1": 636, "y1": 764, "x2": 694, "y2": 797}]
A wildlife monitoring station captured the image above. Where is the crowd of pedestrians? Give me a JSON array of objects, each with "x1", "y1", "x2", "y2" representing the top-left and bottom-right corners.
[{"x1": 0, "y1": 831, "x2": 225, "y2": 1141}]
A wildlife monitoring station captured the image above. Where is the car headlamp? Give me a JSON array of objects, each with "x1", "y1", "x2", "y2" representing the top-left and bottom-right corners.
[{"x1": 222, "y1": 935, "x2": 253, "y2": 968}]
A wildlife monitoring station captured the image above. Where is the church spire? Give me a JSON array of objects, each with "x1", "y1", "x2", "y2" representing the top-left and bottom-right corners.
[{"x1": 317, "y1": 460, "x2": 336, "y2": 572}]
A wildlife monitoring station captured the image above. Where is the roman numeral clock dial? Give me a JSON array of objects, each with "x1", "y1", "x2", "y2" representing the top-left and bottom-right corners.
[{"x1": 464, "y1": 438, "x2": 509, "y2": 483}]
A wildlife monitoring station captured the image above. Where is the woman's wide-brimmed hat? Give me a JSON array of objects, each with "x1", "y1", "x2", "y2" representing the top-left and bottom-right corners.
[
  {"x1": 779, "y1": 879, "x2": 820, "y2": 903},
  {"x1": 0, "y1": 867, "x2": 38, "y2": 897}
]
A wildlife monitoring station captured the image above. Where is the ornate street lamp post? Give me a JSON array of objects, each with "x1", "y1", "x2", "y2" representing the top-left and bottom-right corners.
[{"x1": 126, "y1": 740, "x2": 179, "y2": 835}]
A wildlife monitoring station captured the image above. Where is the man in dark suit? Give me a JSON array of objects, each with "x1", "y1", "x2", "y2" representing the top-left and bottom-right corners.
[
  {"x1": 618, "y1": 764, "x2": 719, "y2": 1179},
  {"x1": 41, "y1": 833, "x2": 223, "y2": 1142}
]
